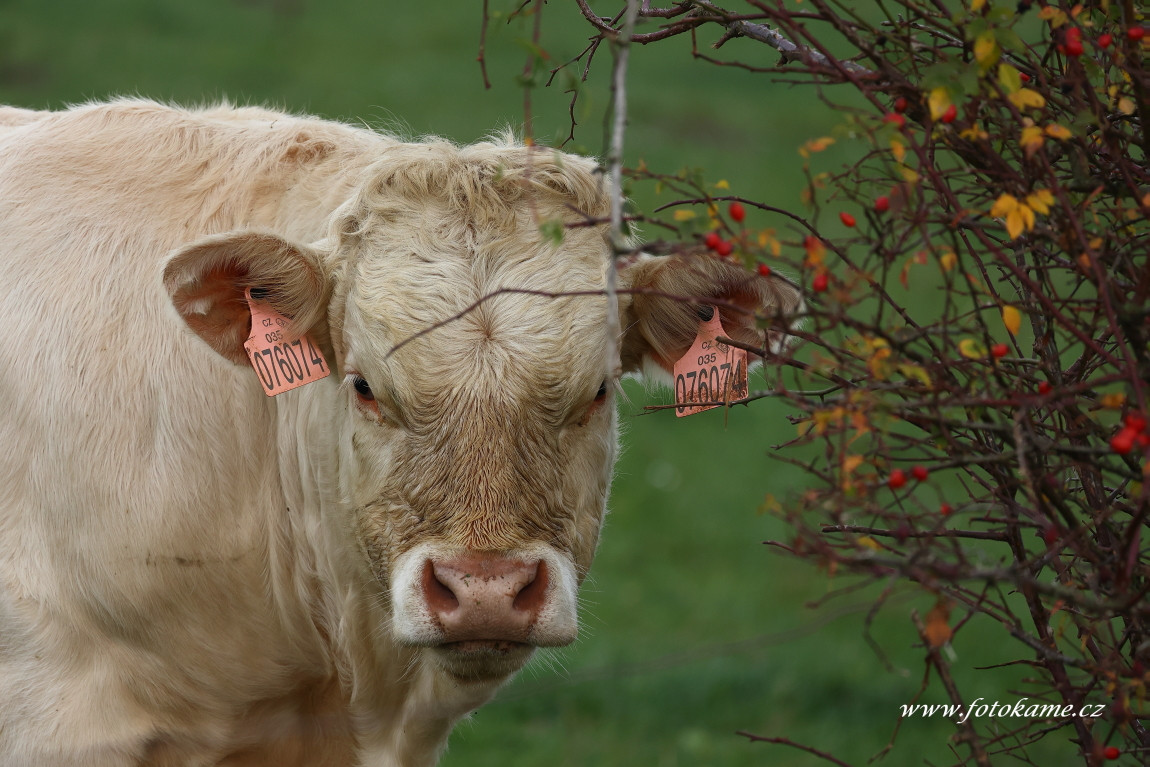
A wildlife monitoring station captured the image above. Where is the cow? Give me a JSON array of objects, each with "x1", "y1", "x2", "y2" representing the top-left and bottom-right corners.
[{"x1": 0, "y1": 100, "x2": 801, "y2": 766}]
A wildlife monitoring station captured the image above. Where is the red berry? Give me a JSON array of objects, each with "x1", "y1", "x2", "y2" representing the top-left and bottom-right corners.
[
  {"x1": 1099, "y1": 33, "x2": 1113, "y2": 49},
  {"x1": 1038, "y1": 381, "x2": 1053, "y2": 395},
  {"x1": 757, "y1": 263, "x2": 771, "y2": 277},
  {"x1": 939, "y1": 503, "x2": 953, "y2": 516},
  {"x1": 1138, "y1": 433, "x2": 1150, "y2": 449},
  {"x1": 887, "y1": 469, "x2": 907, "y2": 489},
  {"x1": 1065, "y1": 26, "x2": 1082, "y2": 43},
  {"x1": 912, "y1": 465, "x2": 929, "y2": 481},
  {"x1": 1111, "y1": 428, "x2": 1136, "y2": 455},
  {"x1": 1128, "y1": 27, "x2": 1146, "y2": 41},
  {"x1": 812, "y1": 272, "x2": 828, "y2": 293},
  {"x1": 729, "y1": 201, "x2": 746, "y2": 222},
  {"x1": 1043, "y1": 526, "x2": 1060, "y2": 546},
  {"x1": 884, "y1": 112, "x2": 906, "y2": 129},
  {"x1": 991, "y1": 343, "x2": 1009, "y2": 359},
  {"x1": 1125, "y1": 413, "x2": 1148, "y2": 433},
  {"x1": 875, "y1": 195, "x2": 890, "y2": 213},
  {"x1": 893, "y1": 96, "x2": 909, "y2": 113},
  {"x1": 704, "y1": 232, "x2": 722, "y2": 251},
  {"x1": 1065, "y1": 39, "x2": 1084, "y2": 57},
  {"x1": 715, "y1": 239, "x2": 733, "y2": 257},
  {"x1": 840, "y1": 212, "x2": 857, "y2": 227},
  {"x1": 1020, "y1": 72, "x2": 1031, "y2": 83},
  {"x1": 941, "y1": 104, "x2": 957, "y2": 123},
  {"x1": 1104, "y1": 746, "x2": 1121, "y2": 760}
]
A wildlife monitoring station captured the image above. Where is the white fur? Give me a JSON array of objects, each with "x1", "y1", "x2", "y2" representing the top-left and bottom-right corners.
[{"x1": 0, "y1": 100, "x2": 801, "y2": 766}]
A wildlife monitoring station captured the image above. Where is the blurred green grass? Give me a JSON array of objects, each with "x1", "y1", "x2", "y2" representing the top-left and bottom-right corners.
[{"x1": 0, "y1": 1, "x2": 1071, "y2": 764}]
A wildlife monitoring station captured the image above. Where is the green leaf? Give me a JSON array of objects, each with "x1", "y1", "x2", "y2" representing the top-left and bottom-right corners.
[
  {"x1": 994, "y1": 27, "x2": 1027, "y2": 54},
  {"x1": 538, "y1": 218, "x2": 565, "y2": 247}
]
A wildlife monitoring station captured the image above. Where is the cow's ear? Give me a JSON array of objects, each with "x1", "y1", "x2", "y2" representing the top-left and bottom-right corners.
[
  {"x1": 163, "y1": 231, "x2": 330, "y2": 365},
  {"x1": 618, "y1": 253, "x2": 804, "y2": 380}
]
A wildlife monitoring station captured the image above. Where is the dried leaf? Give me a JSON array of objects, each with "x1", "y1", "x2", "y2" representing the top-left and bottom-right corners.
[
  {"x1": 1044, "y1": 123, "x2": 1073, "y2": 140},
  {"x1": 673, "y1": 209, "x2": 696, "y2": 222},
  {"x1": 1101, "y1": 393, "x2": 1126, "y2": 409},
  {"x1": 799, "y1": 136, "x2": 835, "y2": 158},
  {"x1": 924, "y1": 600, "x2": 953, "y2": 648},
  {"x1": 939, "y1": 250, "x2": 957, "y2": 272}
]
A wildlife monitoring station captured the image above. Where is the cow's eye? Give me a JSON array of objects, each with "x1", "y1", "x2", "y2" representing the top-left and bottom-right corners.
[
  {"x1": 353, "y1": 376, "x2": 375, "y2": 402},
  {"x1": 595, "y1": 381, "x2": 608, "y2": 401}
]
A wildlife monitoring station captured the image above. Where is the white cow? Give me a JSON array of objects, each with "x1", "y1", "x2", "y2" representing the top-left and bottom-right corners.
[{"x1": 0, "y1": 100, "x2": 801, "y2": 766}]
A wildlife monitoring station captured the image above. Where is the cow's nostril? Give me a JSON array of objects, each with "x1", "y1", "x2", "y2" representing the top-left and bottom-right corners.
[
  {"x1": 422, "y1": 560, "x2": 460, "y2": 613},
  {"x1": 512, "y1": 560, "x2": 547, "y2": 614}
]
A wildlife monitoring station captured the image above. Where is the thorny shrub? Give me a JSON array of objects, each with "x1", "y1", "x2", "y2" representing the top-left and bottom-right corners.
[{"x1": 487, "y1": 1, "x2": 1148, "y2": 765}]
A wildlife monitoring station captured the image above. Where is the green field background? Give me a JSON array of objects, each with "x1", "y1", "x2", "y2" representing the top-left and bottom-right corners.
[{"x1": 0, "y1": 2, "x2": 1064, "y2": 765}]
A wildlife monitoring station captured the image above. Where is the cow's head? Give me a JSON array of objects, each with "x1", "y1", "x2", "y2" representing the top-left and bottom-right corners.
[{"x1": 163, "y1": 138, "x2": 802, "y2": 682}]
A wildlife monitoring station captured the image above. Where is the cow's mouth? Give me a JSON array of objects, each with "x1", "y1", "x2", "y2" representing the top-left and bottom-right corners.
[{"x1": 432, "y1": 640, "x2": 535, "y2": 681}]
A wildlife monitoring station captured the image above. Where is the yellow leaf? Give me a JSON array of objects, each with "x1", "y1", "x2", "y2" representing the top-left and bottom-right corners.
[
  {"x1": 974, "y1": 31, "x2": 999, "y2": 71},
  {"x1": 842, "y1": 454, "x2": 865, "y2": 474},
  {"x1": 1118, "y1": 97, "x2": 1136, "y2": 116},
  {"x1": 959, "y1": 338, "x2": 987, "y2": 359},
  {"x1": 939, "y1": 250, "x2": 957, "y2": 272},
  {"x1": 1026, "y1": 188, "x2": 1054, "y2": 215},
  {"x1": 1008, "y1": 89, "x2": 1046, "y2": 110},
  {"x1": 928, "y1": 87, "x2": 952, "y2": 121},
  {"x1": 1044, "y1": 124, "x2": 1073, "y2": 140},
  {"x1": 1021, "y1": 125, "x2": 1045, "y2": 156},
  {"x1": 714, "y1": 179, "x2": 730, "y2": 190},
  {"x1": 900, "y1": 166, "x2": 920, "y2": 184},
  {"x1": 898, "y1": 363, "x2": 932, "y2": 387},
  {"x1": 857, "y1": 536, "x2": 881, "y2": 551},
  {"x1": 1004, "y1": 204, "x2": 1035, "y2": 239},
  {"x1": 960, "y1": 122, "x2": 989, "y2": 141},
  {"x1": 997, "y1": 63, "x2": 1022, "y2": 95},
  {"x1": 890, "y1": 137, "x2": 906, "y2": 163},
  {"x1": 1038, "y1": 6, "x2": 1068, "y2": 27},
  {"x1": 1002, "y1": 305, "x2": 1022, "y2": 336},
  {"x1": 673, "y1": 209, "x2": 696, "y2": 221},
  {"x1": 970, "y1": 0, "x2": 986, "y2": 10},
  {"x1": 990, "y1": 194, "x2": 1019, "y2": 218}
]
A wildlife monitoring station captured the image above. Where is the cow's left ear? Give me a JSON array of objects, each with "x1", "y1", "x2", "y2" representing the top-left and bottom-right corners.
[
  {"x1": 618, "y1": 253, "x2": 804, "y2": 379},
  {"x1": 163, "y1": 231, "x2": 331, "y2": 365}
]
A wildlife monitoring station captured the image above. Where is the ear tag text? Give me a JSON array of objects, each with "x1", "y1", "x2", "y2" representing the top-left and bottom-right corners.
[
  {"x1": 672, "y1": 307, "x2": 748, "y2": 417},
  {"x1": 243, "y1": 287, "x2": 330, "y2": 396}
]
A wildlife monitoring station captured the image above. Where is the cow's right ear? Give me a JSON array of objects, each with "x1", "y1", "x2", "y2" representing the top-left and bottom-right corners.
[{"x1": 163, "y1": 231, "x2": 330, "y2": 365}]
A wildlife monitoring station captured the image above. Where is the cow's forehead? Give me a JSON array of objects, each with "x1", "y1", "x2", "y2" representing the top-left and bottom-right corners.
[
  {"x1": 329, "y1": 139, "x2": 614, "y2": 407},
  {"x1": 341, "y1": 226, "x2": 612, "y2": 414}
]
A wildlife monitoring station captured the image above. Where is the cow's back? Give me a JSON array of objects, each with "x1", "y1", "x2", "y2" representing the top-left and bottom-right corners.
[{"x1": 0, "y1": 101, "x2": 382, "y2": 762}]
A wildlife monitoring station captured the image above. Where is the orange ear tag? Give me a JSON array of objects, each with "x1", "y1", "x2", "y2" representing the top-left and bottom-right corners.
[
  {"x1": 242, "y1": 288, "x2": 330, "y2": 396},
  {"x1": 672, "y1": 307, "x2": 749, "y2": 417}
]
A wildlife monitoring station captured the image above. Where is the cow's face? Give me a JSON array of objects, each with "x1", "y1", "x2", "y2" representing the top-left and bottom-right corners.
[{"x1": 164, "y1": 140, "x2": 802, "y2": 682}]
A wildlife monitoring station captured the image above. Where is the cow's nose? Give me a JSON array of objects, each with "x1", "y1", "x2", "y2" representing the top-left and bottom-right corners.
[{"x1": 422, "y1": 556, "x2": 549, "y2": 643}]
